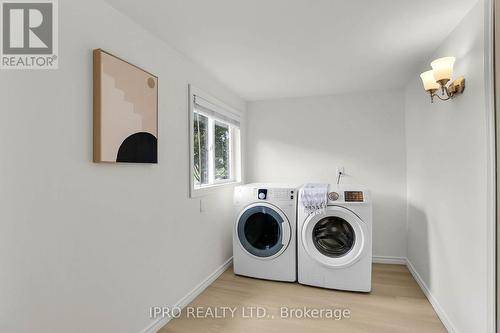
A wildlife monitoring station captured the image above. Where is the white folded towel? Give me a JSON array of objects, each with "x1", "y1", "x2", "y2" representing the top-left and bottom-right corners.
[{"x1": 300, "y1": 183, "x2": 328, "y2": 215}]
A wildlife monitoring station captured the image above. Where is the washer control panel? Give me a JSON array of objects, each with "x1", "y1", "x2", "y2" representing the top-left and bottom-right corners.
[
  {"x1": 326, "y1": 190, "x2": 367, "y2": 203},
  {"x1": 345, "y1": 191, "x2": 364, "y2": 202}
]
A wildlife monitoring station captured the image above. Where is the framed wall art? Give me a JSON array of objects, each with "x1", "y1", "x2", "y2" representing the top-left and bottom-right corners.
[{"x1": 93, "y1": 49, "x2": 158, "y2": 163}]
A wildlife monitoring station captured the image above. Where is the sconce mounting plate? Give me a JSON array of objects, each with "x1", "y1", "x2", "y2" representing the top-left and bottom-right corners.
[{"x1": 448, "y1": 76, "x2": 465, "y2": 95}]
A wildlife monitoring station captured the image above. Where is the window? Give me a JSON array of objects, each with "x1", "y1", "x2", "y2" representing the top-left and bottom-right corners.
[{"x1": 190, "y1": 86, "x2": 242, "y2": 197}]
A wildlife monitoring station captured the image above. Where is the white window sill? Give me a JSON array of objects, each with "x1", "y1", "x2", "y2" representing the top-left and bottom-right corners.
[{"x1": 190, "y1": 181, "x2": 242, "y2": 198}]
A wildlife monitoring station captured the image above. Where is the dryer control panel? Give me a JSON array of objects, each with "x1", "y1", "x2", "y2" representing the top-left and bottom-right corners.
[
  {"x1": 234, "y1": 184, "x2": 299, "y2": 206},
  {"x1": 258, "y1": 188, "x2": 294, "y2": 201}
]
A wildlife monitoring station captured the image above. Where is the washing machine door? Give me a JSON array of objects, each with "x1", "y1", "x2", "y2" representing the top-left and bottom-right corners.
[
  {"x1": 302, "y1": 206, "x2": 368, "y2": 268},
  {"x1": 236, "y1": 203, "x2": 291, "y2": 260}
]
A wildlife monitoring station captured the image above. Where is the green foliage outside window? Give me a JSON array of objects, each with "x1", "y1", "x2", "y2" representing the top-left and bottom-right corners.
[
  {"x1": 193, "y1": 113, "x2": 208, "y2": 184},
  {"x1": 214, "y1": 123, "x2": 230, "y2": 180}
]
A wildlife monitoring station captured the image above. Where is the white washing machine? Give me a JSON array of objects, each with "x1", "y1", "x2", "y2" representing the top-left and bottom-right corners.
[
  {"x1": 298, "y1": 184, "x2": 372, "y2": 292},
  {"x1": 233, "y1": 183, "x2": 298, "y2": 282}
]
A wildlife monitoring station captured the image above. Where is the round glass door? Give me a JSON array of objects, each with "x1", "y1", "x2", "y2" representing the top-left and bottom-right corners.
[
  {"x1": 312, "y1": 216, "x2": 355, "y2": 258},
  {"x1": 237, "y1": 204, "x2": 289, "y2": 258},
  {"x1": 302, "y1": 206, "x2": 367, "y2": 268}
]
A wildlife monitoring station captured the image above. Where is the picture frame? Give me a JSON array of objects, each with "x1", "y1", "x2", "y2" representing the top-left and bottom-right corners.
[{"x1": 93, "y1": 49, "x2": 158, "y2": 163}]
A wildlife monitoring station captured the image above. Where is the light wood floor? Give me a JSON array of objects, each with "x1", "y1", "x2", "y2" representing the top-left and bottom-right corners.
[{"x1": 159, "y1": 264, "x2": 445, "y2": 333}]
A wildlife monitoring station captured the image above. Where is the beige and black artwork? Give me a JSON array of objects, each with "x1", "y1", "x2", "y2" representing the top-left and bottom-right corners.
[{"x1": 93, "y1": 49, "x2": 158, "y2": 163}]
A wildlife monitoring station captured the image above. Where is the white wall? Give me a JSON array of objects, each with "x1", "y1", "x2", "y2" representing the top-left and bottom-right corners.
[
  {"x1": 404, "y1": 1, "x2": 492, "y2": 332},
  {"x1": 0, "y1": 1, "x2": 245, "y2": 332},
  {"x1": 247, "y1": 91, "x2": 407, "y2": 259}
]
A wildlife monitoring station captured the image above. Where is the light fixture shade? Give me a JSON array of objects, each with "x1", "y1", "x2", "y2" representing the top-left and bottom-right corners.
[
  {"x1": 430, "y1": 57, "x2": 455, "y2": 82},
  {"x1": 420, "y1": 70, "x2": 440, "y2": 91}
]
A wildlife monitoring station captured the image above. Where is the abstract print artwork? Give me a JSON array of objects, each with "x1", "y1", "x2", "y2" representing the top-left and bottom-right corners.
[{"x1": 93, "y1": 49, "x2": 158, "y2": 163}]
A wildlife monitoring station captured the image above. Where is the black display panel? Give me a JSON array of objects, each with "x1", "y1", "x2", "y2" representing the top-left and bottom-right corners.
[{"x1": 345, "y1": 191, "x2": 364, "y2": 202}]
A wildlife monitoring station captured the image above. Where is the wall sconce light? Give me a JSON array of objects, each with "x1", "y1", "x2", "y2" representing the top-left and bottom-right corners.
[{"x1": 420, "y1": 56, "x2": 465, "y2": 103}]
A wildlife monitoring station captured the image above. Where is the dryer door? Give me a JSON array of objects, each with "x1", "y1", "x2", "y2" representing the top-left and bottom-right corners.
[
  {"x1": 236, "y1": 203, "x2": 291, "y2": 260},
  {"x1": 302, "y1": 206, "x2": 368, "y2": 268}
]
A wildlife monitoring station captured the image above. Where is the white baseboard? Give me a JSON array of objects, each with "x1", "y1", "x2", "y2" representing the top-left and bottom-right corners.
[
  {"x1": 373, "y1": 256, "x2": 458, "y2": 332},
  {"x1": 406, "y1": 259, "x2": 457, "y2": 333},
  {"x1": 141, "y1": 257, "x2": 233, "y2": 333},
  {"x1": 372, "y1": 255, "x2": 406, "y2": 265}
]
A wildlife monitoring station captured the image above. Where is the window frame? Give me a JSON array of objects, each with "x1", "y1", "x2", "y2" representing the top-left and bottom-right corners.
[{"x1": 189, "y1": 85, "x2": 243, "y2": 198}]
